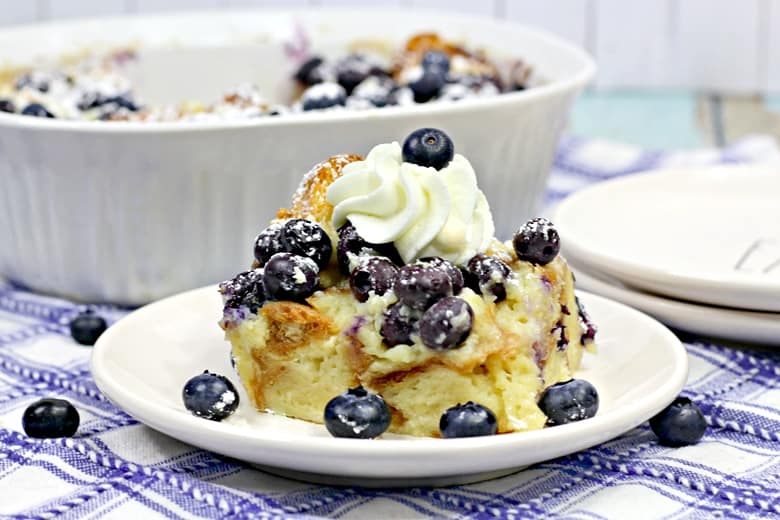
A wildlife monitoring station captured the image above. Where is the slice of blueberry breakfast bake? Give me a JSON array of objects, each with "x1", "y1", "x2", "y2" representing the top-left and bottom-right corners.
[{"x1": 218, "y1": 128, "x2": 597, "y2": 438}]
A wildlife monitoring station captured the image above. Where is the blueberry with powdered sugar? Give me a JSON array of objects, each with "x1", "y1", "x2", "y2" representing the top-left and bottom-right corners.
[
  {"x1": 538, "y1": 379, "x2": 599, "y2": 426},
  {"x1": 301, "y1": 82, "x2": 347, "y2": 111},
  {"x1": 349, "y1": 256, "x2": 398, "y2": 303},
  {"x1": 419, "y1": 296, "x2": 473, "y2": 350},
  {"x1": 380, "y1": 302, "x2": 421, "y2": 347},
  {"x1": 334, "y1": 53, "x2": 380, "y2": 95},
  {"x1": 348, "y1": 75, "x2": 398, "y2": 108},
  {"x1": 440, "y1": 402, "x2": 497, "y2": 438},
  {"x1": 182, "y1": 371, "x2": 239, "y2": 421},
  {"x1": 336, "y1": 222, "x2": 402, "y2": 275},
  {"x1": 253, "y1": 222, "x2": 285, "y2": 266},
  {"x1": 324, "y1": 386, "x2": 391, "y2": 439},
  {"x1": 279, "y1": 218, "x2": 333, "y2": 270},
  {"x1": 294, "y1": 55, "x2": 329, "y2": 86},
  {"x1": 263, "y1": 252, "x2": 319, "y2": 302},
  {"x1": 419, "y1": 256, "x2": 464, "y2": 295},
  {"x1": 465, "y1": 254, "x2": 512, "y2": 302},
  {"x1": 394, "y1": 263, "x2": 453, "y2": 311},
  {"x1": 514, "y1": 217, "x2": 560, "y2": 266},
  {"x1": 219, "y1": 268, "x2": 265, "y2": 313}
]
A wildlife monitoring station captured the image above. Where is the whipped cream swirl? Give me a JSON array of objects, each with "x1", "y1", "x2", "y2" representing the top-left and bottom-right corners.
[{"x1": 326, "y1": 142, "x2": 494, "y2": 264}]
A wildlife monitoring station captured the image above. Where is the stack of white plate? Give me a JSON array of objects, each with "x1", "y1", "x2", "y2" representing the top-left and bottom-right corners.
[{"x1": 553, "y1": 165, "x2": 780, "y2": 346}]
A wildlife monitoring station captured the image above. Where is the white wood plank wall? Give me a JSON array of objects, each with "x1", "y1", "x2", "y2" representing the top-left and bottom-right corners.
[{"x1": 4, "y1": 0, "x2": 779, "y2": 93}]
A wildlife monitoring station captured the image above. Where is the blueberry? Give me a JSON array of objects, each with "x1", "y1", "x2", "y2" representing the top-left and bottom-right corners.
[
  {"x1": 420, "y1": 296, "x2": 473, "y2": 350},
  {"x1": 263, "y1": 252, "x2": 319, "y2": 301},
  {"x1": 401, "y1": 128, "x2": 454, "y2": 170},
  {"x1": 103, "y1": 95, "x2": 140, "y2": 112},
  {"x1": 421, "y1": 51, "x2": 450, "y2": 73},
  {"x1": 538, "y1": 379, "x2": 599, "y2": 426},
  {"x1": 253, "y1": 222, "x2": 284, "y2": 266},
  {"x1": 294, "y1": 55, "x2": 327, "y2": 86},
  {"x1": 336, "y1": 222, "x2": 402, "y2": 275},
  {"x1": 324, "y1": 386, "x2": 391, "y2": 439},
  {"x1": 350, "y1": 76, "x2": 397, "y2": 108},
  {"x1": 15, "y1": 74, "x2": 49, "y2": 93},
  {"x1": 21, "y1": 103, "x2": 55, "y2": 118},
  {"x1": 69, "y1": 310, "x2": 108, "y2": 346},
  {"x1": 408, "y1": 67, "x2": 446, "y2": 103},
  {"x1": 576, "y1": 296, "x2": 597, "y2": 344},
  {"x1": 0, "y1": 98, "x2": 15, "y2": 113},
  {"x1": 301, "y1": 82, "x2": 347, "y2": 111},
  {"x1": 218, "y1": 268, "x2": 265, "y2": 312},
  {"x1": 439, "y1": 402, "x2": 497, "y2": 438},
  {"x1": 513, "y1": 218, "x2": 560, "y2": 265},
  {"x1": 182, "y1": 371, "x2": 239, "y2": 421},
  {"x1": 335, "y1": 54, "x2": 373, "y2": 95},
  {"x1": 649, "y1": 397, "x2": 707, "y2": 446},
  {"x1": 419, "y1": 256, "x2": 463, "y2": 294},
  {"x1": 349, "y1": 256, "x2": 398, "y2": 302},
  {"x1": 394, "y1": 263, "x2": 453, "y2": 310},
  {"x1": 380, "y1": 302, "x2": 420, "y2": 347},
  {"x1": 465, "y1": 254, "x2": 512, "y2": 302},
  {"x1": 280, "y1": 219, "x2": 332, "y2": 270},
  {"x1": 22, "y1": 398, "x2": 80, "y2": 438}
]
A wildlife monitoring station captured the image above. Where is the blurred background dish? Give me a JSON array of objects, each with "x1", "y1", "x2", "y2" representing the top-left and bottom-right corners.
[
  {"x1": 553, "y1": 165, "x2": 780, "y2": 312},
  {"x1": 570, "y1": 262, "x2": 780, "y2": 346},
  {"x1": 0, "y1": 9, "x2": 593, "y2": 304}
]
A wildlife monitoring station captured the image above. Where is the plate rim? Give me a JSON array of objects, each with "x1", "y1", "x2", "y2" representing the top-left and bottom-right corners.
[
  {"x1": 570, "y1": 262, "x2": 780, "y2": 346},
  {"x1": 553, "y1": 165, "x2": 780, "y2": 312},
  {"x1": 91, "y1": 286, "x2": 688, "y2": 480}
]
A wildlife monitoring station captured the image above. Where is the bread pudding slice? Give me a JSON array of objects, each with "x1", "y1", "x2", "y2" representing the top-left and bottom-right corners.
[{"x1": 220, "y1": 130, "x2": 596, "y2": 437}]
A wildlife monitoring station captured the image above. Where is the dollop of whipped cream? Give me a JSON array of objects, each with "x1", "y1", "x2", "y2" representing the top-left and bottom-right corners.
[{"x1": 326, "y1": 142, "x2": 495, "y2": 264}]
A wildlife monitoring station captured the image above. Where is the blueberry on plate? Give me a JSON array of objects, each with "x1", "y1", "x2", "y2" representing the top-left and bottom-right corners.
[
  {"x1": 21, "y1": 103, "x2": 55, "y2": 118},
  {"x1": 22, "y1": 398, "x2": 80, "y2": 438},
  {"x1": 419, "y1": 296, "x2": 473, "y2": 350},
  {"x1": 465, "y1": 254, "x2": 512, "y2": 302},
  {"x1": 324, "y1": 386, "x2": 391, "y2": 439},
  {"x1": 262, "y1": 252, "x2": 319, "y2": 301},
  {"x1": 349, "y1": 256, "x2": 398, "y2": 302},
  {"x1": 439, "y1": 402, "x2": 497, "y2": 438},
  {"x1": 69, "y1": 309, "x2": 108, "y2": 346},
  {"x1": 402, "y1": 128, "x2": 454, "y2": 170},
  {"x1": 0, "y1": 98, "x2": 15, "y2": 113},
  {"x1": 649, "y1": 396, "x2": 707, "y2": 446},
  {"x1": 182, "y1": 371, "x2": 239, "y2": 421},
  {"x1": 538, "y1": 379, "x2": 599, "y2": 426},
  {"x1": 394, "y1": 263, "x2": 453, "y2": 310},
  {"x1": 301, "y1": 82, "x2": 347, "y2": 111},
  {"x1": 280, "y1": 218, "x2": 333, "y2": 270},
  {"x1": 380, "y1": 302, "x2": 421, "y2": 347},
  {"x1": 513, "y1": 217, "x2": 560, "y2": 266}
]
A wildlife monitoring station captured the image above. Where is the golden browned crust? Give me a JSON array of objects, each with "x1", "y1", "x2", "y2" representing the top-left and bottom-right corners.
[
  {"x1": 260, "y1": 301, "x2": 337, "y2": 356},
  {"x1": 277, "y1": 154, "x2": 363, "y2": 225}
]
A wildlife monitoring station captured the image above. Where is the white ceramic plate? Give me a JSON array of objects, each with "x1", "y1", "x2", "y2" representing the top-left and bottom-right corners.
[
  {"x1": 571, "y1": 262, "x2": 780, "y2": 347},
  {"x1": 554, "y1": 166, "x2": 780, "y2": 312},
  {"x1": 91, "y1": 286, "x2": 687, "y2": 487}
]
